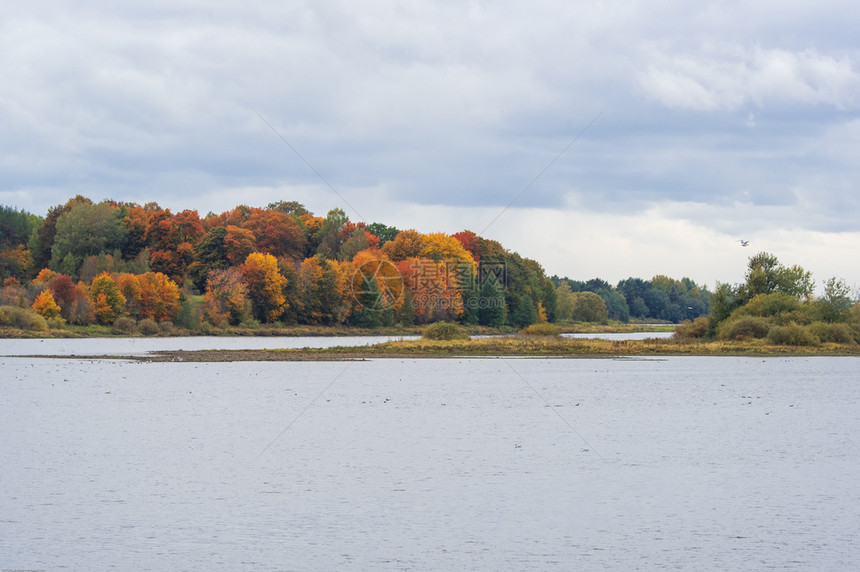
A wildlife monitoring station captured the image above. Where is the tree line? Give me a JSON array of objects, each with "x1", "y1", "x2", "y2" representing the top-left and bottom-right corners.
[{"x1": 1, "y1": 198, "x2": 561, "y2": 330}]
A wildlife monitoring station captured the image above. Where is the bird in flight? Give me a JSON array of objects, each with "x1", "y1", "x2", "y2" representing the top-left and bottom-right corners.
[{"x1": 736, "y1": 239, "x2": 749, "y2": 247}]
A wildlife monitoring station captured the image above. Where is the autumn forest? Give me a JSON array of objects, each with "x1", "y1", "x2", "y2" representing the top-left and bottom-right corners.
[{"x1": 1, "y1": 197, "x2": 712, "y2": 333}]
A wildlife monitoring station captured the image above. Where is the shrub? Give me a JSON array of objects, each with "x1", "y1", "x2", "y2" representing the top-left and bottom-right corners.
[
  {"x1": 0, "y1": 305, "x2": 48, "y2": 331},
  {"x1": 673, "y1": 316, "x2": 709, "y2": 340},
  {"x1": 737, "y1": 292, "x2": 800, "y2": 317},
  {"x1": 717, "y1": 316, "x2": 770, "y2": 340},
  {"x1": 766, "y1": 323, "x2": 818, "y2": 346},
  {"x1": 159, "y1": 320, "x2": 174, "y2": 334},
  {"x1": 422, "y1": 321, "x2": 469, "y2": 340},
  {"x1": 773, "y1": 309, "x2": 816, "y2": 326},
  {"x1": 810, "y1": 322, "x2": 856, "y2": 345},
  {"x1": 112, "y1": 316, "x2": 137, "y2": 335},
  {"x1": 520, "y1": 322, "x2": 562, "y2": 337},
  {"x1": 137, "y1": 318, "x2": 160, "y2": 336}
]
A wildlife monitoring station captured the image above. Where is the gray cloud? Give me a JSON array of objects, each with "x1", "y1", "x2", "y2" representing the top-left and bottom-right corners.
[{"x1": 1, "y1": 0, "x2": 859, "y2": 244}]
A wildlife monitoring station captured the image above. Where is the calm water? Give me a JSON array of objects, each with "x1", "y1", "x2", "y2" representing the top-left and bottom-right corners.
[
  {"x1": 0, "y1": 335, "x2": 419, "y2": 356},
  {"x1": 1, "y1": 347, "x2": 858, "y2": 570}
]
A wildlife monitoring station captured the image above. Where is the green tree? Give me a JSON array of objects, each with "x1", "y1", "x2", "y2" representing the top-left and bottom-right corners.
[
  {"x1": 315, "y1": 208, "x2": 349, "y2": 260},
  {"x1": 30, "y1": 195, "x2": 92, "y2": 270},
  {"x1": 571, "y1": 291, "x2": 608, "y2": 322},
  {"x1": 366, "y1": 223, "x2": 400, "y2": 245},
  {"x1": 817, "y1": 277, "x2": 854, "y2": 323},
  {"x1": 50, "y1": 201, "x2": 128, "y2": 276},
  {"x1": 0, "y1": 206, "x2": 42, "y2": 250},
  {"x1": 477, "y1": 272, "x2": 507, "y2": 327},
  {"x1": 555, "y1": 280, "x2": 576, "y2": 321},
  {"x1": 740, "y1": 252, "x2": 814, "y2": 303},
  {"x1": 708, "y1": 281, "x2": 737, "y2": 337},
  {"x1": 267, "y1": 200, "x2": 309, "y2": 216}
]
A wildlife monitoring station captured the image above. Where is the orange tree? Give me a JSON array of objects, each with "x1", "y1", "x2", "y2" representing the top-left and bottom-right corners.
[
  {"x1": 32, "y1": 289, "x2": 62, "y2": 320},
  {"x1": 203, "y1": 268, "x2": 248, "y2": 326}
]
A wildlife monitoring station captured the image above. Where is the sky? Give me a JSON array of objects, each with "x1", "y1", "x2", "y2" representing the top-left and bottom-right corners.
[{"x1": 2, "y1": 1, "x2": 859, "y2": 292}]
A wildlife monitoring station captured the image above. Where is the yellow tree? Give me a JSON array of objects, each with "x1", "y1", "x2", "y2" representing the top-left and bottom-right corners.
[
  {"x1": 138, "y1": 272, "x2": 181, "y2": 322},
  {"x1": 241, "y1": 252, "x2": 288, "y2": 322},
  {"x1": 380, "y1": 229, "x2": 424, "y2": 262},
  {"x1": 419, "y1": 232, "x2": 476, "y2": 264},
  {"x1": 89, "y1": 272, "x2": 126, "y2": 324},
  {"x1": 116, "y1": 273, "x2": 142, "y2": 317}
]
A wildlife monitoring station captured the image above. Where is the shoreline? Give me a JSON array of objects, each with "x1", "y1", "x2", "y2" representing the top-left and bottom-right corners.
[{"x1": 9, "y1": 336, "x2": 860, "y2": 362}]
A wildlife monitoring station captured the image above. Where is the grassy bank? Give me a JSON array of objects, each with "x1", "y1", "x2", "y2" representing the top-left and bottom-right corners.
[
  {"x1": 0, "y1": 321, "x2": 671, "y2": 339},
  {"x1": 32, "y1": 334, "x2": 859, "y2": 362}
]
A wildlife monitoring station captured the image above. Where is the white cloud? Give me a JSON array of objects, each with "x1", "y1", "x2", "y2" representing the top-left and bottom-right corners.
[{"x1": 638, "y1": 45, "x2": 860, "y2": 111}]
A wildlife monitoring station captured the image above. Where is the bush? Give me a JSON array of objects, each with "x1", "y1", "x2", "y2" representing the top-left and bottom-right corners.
[
  {"x1": 810, "y1": 322, "x2": 856, "y2": 345},
  {"x1": 520, "y1": 322, "x2": 562, "y2": 337},
  {"x1": 717, "y1": 316, "x2": 771, "y2": 341},
  {"x1": 112, "y1": 317, "x2": 137, "y2": 335},
  {"x1": 673, "y1": 316, "x2": 709, "y2": 340},
  {"x1": 422, "y1": 321, "x2": 470, "y2": 340},
  {"x1": 738, "y1": 292, "x2": 800, "y2": 317},
  {"x1": 137, "y1": 318, "x2": 160, "y2": 336},
  {"x1": 159, "y1": 320, "x2": 173, "y2": 334},
  {"x1": 773, "y1": 309, "x2": 816, "y2": 326},
  {"x1": 0, "y1": 305, "x2": 48, "y2": 331},
  {"x1": 766, "y1": 323, "x2": 818, "y2": 346}
]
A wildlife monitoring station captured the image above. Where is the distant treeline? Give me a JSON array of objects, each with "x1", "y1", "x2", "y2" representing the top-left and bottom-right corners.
[{"x1": 550, "y1": 275, "x2": 711, "y2": 323}]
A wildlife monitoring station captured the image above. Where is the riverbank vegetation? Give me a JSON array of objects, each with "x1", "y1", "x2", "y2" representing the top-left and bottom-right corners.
[
  {"x1": 2, "y1": 197, "x2": 711, "y2": 335},
  {"x1": 2, "y1": 200, "x2": 857, "y2": 346}
]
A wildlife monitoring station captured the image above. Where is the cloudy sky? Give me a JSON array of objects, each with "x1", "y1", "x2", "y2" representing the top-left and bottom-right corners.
[{"x1": 2, "y1": 1, "x2": 859, "y2": 291}]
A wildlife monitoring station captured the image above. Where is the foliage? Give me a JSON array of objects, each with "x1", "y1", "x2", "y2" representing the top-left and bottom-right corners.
[
  {"x1": 478, "y1": 272, "x2": 507, "y2": 327},
  {"x1": 50, "y1": 201, "x2": 128, "y2": 275},
  {"x1": 717, "y1": 316, "x2": 771, "y2": 341},
  {"x1": 521, "y1": 322, "x2": 562, "y2": 336},
  {"x1": 739, "y1": 252, "x2": 814, "y2": 303},
  {"x1": 89, "y1": 272, "x2": 126, "y2": 325},
  {"x1": 381, "y1": 229, "x2": 424, "y2": 262},
  {"x1": 366, "y1": 223, "x2": 400, "y2": 245},
  {"x1": 570, "y1": 291, "x2": 608, "y2": 323},
  {"x1": 31, "y1": 290, "x2": 62, "y2": 320},
  {"x1": 0, "y1": 245, "x2": 34, "y2": 280},
  {"x1": 203, "y1": 268, "x2": 249, "y2": 327},
  {"x1": 766, "y1": 323, "x2": 818, "y2": 346},
  {"x1": 810, "y1": 322, "x2": 856, "y2": 345},
  {"x1": 137, "y1": 272, "x2": 181, "y2": 322},
  {"x1": 817, "y1": 277, "x2": 854, "y2": 323},
  {"x1": 242, "y1": 208, "x2": 306, "y2": 259},
  {"x1": 315, "y1": 208, "x2": 349, "y2": 260},
  {"x1": 240, "y1": 252, "x2": 288, "y2": 322},
  {"x1": 673, "y1": 317, "x2": 710, "y2": 340},
  {"x1": 112, "y1": 316, "x2": 138, "y2": 335},
  {"x1": 137, "y1": 318, "x2": 160, "y2": 336},
  {"x1": 117, "y1": 273, "x2": 143, "y2": 317},
  {"x1": 397, "y1": 257, "x2": 463, "y2": 324},
  {"x1": 1, "y1": 205, "x2": 42, "y2": 250},
  {"x1": 422, "y1": 321, "x2": 469, "y2": 340},
  {"x1": 0, "y1": 305, "x2": 48, "y2": 331}
]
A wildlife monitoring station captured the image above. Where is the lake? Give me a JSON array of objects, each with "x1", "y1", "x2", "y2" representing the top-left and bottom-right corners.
[{"x1": 1, "y1": 341, "x2": 857, "y2": 570}]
